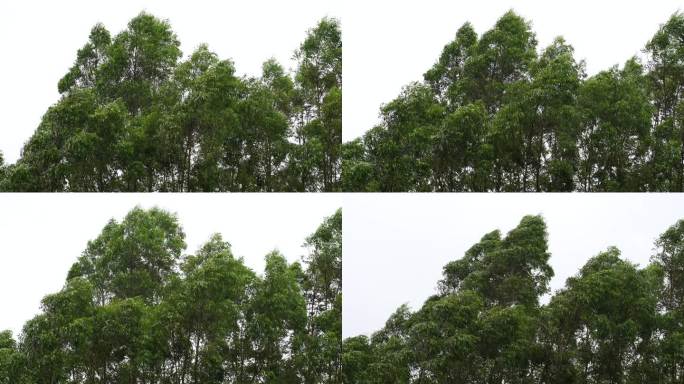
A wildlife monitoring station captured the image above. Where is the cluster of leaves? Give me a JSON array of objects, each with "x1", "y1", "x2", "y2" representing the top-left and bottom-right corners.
[
  {"x1": 343, "y1": 215, "x2": 684, "y2": 383},
  {"x1": 0, "y1": 13, "x2": 341, "y2": 191},
  {"x1": 343, "y1": 11, "x2": 684, "y2": 191},
  {"x1": 0, "y1": 207, "x2": 342, "y2": 383}
]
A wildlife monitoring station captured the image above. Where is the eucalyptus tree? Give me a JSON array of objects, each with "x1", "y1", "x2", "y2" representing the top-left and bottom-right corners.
[
  {"x1": 652, "y1": 220, "x2": 684, "y2": 382},
  {"x1": 343, "y1": 216, "x2": 684, "y2": 383},
  {"x1": 646, "y1": 12, "x2": 684, "y2": 191},
  {"x1": 344, "y1": 216, "x2": 553, "y2": 383},
  {"x1": 3, "y1": 13, "x2": 341, "y2": 192},
  {"x1": 344, "y1": 11, "x2": 684, "y2": 192},
  {"x1": 545, "y1": 248, "x2": 661, "y2": 383},
  {"x1": 6, "y1": 207, "x2": 341, "y2": 383},
  {"x1": 290, "y1": 18, "x2": 343, "y2": 192},
  {"x1": 0, "y1": 152, "x2": 6, "y2": 190},
  {"x1": 577, "y1": 59, "x2": 652, "y2": 192},
  {"x1": 0, "y1": 331, "x2": 27, "y2": 384},
  {"x1": 294, "y1": 208, "x2": 342, "y2": 383}
]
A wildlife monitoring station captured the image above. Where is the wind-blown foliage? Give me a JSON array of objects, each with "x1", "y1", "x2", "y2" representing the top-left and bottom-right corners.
[
  {"x1": 343, "y1": 11, "x2": 684, "y2": 191},
  {"x1": 0, "y1": 13, "x2": 341, "y2": 192},
  {"x1": 343, "y1": 215, "x2": 684, "y2": 383},
  {"x1": 1, "y1": 207, "x2": 342, "y2": 383}
]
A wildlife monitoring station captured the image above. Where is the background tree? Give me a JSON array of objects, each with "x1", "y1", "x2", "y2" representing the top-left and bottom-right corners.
[
  {"x1": 0, "y1": 331, "x2": 27, "y2": 384},
  {"x1": 0, "y1": 152, "x2": 6, "y2": 190}
]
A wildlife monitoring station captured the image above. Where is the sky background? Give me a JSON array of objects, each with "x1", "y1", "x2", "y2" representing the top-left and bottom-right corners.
[
  {"x1": 0, "y1": 0, "x2": 341, "y2": 164},
  {"x1": 343, "y1": 0, "x2": 684, "y2": 141},
  {"x1": 0, "y1": 193, "x2": 340, "y2": 338},
  {"x1": 343, "y1": 193, "x2": 684, "y2": 338}
]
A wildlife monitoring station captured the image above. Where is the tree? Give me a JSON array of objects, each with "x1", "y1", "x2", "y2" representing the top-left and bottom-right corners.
[
  {"x1": 290, "y1": 18, "x2": 343, "y2": 192},
  {"x1": 4, "y1": 14, "x2": 341, "y2": 192},
  {"x1": 577, "y1": 59, "x2": 652, "y2": 191},
  {"x1": 652, "y1": 220, "x2": 684, "y2": 382},
  {"x1": 295, "y1": 209, "x2": 342, "y2": 383},
  {"x1": 67, "y1": 206, "x2": 186, "y2": 304},
  {"x1": 0, "y1": 152, "x2": 6, "y2": 190},
  {"x1": 647, "y1": 12, "x2": 684, "y2": 191},
  {"x1": 547, "y1": 248, "x2": 660, "y2": 384},
  {"x1": 529, "y1": 38, "x2": 583, "y2": 191},
  {"x1": 343, "y1": 10, "x2": 684, "y2": 192},
  {"x1": 343, "y1": 216, "x2": 684, "y2": 383},
  {"x1": 441, "y1": 215, "x2": 553, "y2": 308},
  {"x1": 342, "y1": 335, "x2": 373, "y2": 383},
  {"x1": 433, "y1": 102, "x2": 490, "y2": 191},
  {"x1": 6, "y1": 206, "x2": 341, "y2": 383},
  {"x1": 0, "y1": 331, "x2": 27, "y2": 384},
  {"x1": 424, "y1": 22, "x2": 478, "y2": 108},
  {"x1": 340, "y1": 139, "x2": 377, "y2": 191},
  {"x1": 248, "y1": 252, "x2": 307, "y2": 382},
  {"x1": 364, "y1": 83, "x2": 443, "y2": 191}
]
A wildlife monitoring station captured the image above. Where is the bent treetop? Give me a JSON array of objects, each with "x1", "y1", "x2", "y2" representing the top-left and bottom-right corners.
[{"x1": 343, "y1": 215, "x2": 684, "y2": 383}]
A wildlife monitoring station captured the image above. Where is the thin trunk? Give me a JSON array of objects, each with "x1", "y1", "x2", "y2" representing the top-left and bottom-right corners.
[
  {"x1": 536, "y1": 120, "x2": 544, "y2": 192},
  {"x1": 192, "y1": 332, "x2": 200, "y2": 383}
]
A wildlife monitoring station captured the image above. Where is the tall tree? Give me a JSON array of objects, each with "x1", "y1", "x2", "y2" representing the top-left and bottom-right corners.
[
  {"x1": 6, "y1": 207, "x2": 341, "y2": 383},
  {"x1": 290, "y1": 18, "x2": 343, "y2": 191},
  {"x1": 67, "y1": 206, "x2": 186, "y2": 304},
  {"x1": 577, "y1": 59, "x2": 652, "y2": 191},
  {"x1": 344, "y1": 215, "x2": 684, "y2": 384},
  {"x1": 344, "y1": 10, "x2": 684, "y2": 192},
  {"x1": 4, "y1": 13, "x2": 341, "y2": 192},
  {"x1": 646, "y1": 12, "x2": 684, "y2": 191},
  {"x1": 296, "y1": 209, "x2": 342, "y2": 383},
  {"x1": 652, "y1": 220, "x2": 684, "y2": 382}
]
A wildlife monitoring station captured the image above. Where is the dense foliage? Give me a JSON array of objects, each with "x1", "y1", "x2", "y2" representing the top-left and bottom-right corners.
[
  {"x1": 0, "y1": 13, "x2": 341, "y2": 191},
  {"x1": 0, "y1": 207, "x2": 342, "y2": 383},
  {"x1": 343, "y1": 215, "x2": 684, "y2": 383},
  {"x1": 343, "y1": 11, "x2": 684, "y2": 191}
]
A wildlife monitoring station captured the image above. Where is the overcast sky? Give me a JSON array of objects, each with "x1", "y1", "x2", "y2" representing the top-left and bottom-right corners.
[
  {"x1": 0, "y1": 0, "x2": 340, "y2": 164},
  {"x1": 0, "y1": 193, "x2": 340, "y2": 338},
  {"x1": 343, "y1": 193, "x2": 684, "y2": 338},
  {"x1": 343, "y1": 0, "x2": 683, "y2": 141}
]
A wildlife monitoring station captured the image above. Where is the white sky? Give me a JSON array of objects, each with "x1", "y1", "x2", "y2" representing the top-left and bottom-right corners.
[
  {"x1": 343, "y1": 193, "x2": 684, "y2": 338},
  {"x1": 0, "y1": 193, "x2": 340, "y2": 338},
  {"x1": 343, "y1": 0, "x2": 683, "y2": 141},
  {"x1": 0, "y1": 0, "x2": 341, "y2": 164}
]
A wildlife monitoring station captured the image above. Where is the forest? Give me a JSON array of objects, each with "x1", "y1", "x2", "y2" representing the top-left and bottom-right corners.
[
  {"x1": 343, "y1": 215, "x2": 684, "y2": 383},
  {"x1": 0, "y1": 13, "x2": 341, "y2": 192},
  {"x1": 0, "y1": 207, "x2": 342, "y2": 383},
  {"x1": 343, "y1": 11, "x2": 684, "y2": 192}
]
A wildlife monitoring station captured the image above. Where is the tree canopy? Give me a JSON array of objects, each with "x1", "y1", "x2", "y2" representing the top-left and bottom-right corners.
[
  {"x1": 1, "y1": 207, "x2": 342, "y2": 383},
  {"x1": 343, "y1": 11, "x2": 684, "y2": 191},
  {"x1": 0, "y1": 13, "x2": 341, "y2": 192},
  {"x1": 343, "y1": 215, "x2": 684, "y2": 383}
]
